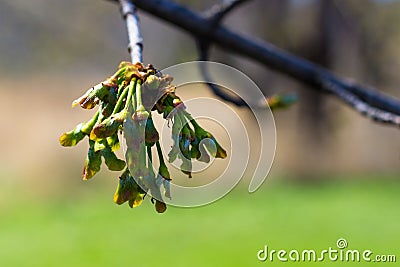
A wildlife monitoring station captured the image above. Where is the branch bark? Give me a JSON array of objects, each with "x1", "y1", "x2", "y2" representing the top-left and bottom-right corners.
[
  {"x1": 203, "y1": 0, "x2": 251, "y2": 23},
  {"x1": 119, "y1": 0, "x2": 143, "y2": 63},
  {"x1": 111, "y1": 0, "x2": 400, "y2": 127},
  {"x1": 197, "y1": 0, "x2": 251, "y2": 107}
]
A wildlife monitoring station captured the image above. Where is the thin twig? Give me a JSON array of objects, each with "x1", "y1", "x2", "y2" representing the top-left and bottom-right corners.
[
  {"x1": 119, "y1": 0, "x2": 143, "y2": 63},
  {"x1": 204, "y1": 0, "x2": 251, "y2": 23},
  {"x1": 198, "y1": 0, "x2": 251, "y2": 107},
  {"x1": 109, "y1": 0, "x2": 400, "y2": 127},
  {"x1": 197, "y1": 41, "x2": 249, "y2": 107}
]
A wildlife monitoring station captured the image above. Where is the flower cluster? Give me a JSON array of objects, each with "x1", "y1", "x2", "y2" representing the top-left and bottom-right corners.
[{"x1": 59, "y1": 62, "x2": 227, "y2": 213}]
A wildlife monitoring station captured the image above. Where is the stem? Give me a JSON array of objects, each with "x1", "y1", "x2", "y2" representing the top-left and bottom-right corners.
[
  {"x1": 147, "y1": 145, "x2": 152, "y2": 163},
  {"x1": 135, "y1": 80, "x2": 145, "y2": 111},
  {"x1": 110, "y1": 66, "x2": 126, "y2": 82},
  {"x1": 112, "y1": 82, "x2": 130, "y2": 114},
  {"x1": 81, "y1": 109, "x2": 101, "y2": 134},
  {"x1": 124, "y1": 78, "x2": 137, "y2": 114},
  {"x1": 116, "y1": 82, "x2": 125, "y2": 99},
  {"x1": 182, "y1": 110, "x2": 201, "y2": 131},
  {"x1": 138, "y1": 142, "x2": 147, "y2": 175},
  {"x1": 155, "y1": 141, "x2": 166, "y2": 166},
  {"x1": 146, "y1": 145, "x2": 155, "y2": 177},
  {"x1": 119, "y1": 0, "x2": 143, "y2": 63}
]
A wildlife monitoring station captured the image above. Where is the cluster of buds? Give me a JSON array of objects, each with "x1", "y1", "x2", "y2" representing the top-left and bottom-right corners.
[
  {"x1": 59, "y1": 62, "x2": 227, "y2": 213},
  {"x1": 165, "y1": 104, "x2": 227, "y2": 178}
]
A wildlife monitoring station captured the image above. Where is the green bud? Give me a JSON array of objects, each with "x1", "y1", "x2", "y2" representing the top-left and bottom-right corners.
[
  {"x1": 94, "y1": 140, "x2": 106, "y2": 152},
  {"x1": 172, "y1": 113, "x2": 182, "y2": 136},
  {"x1": 266, "y1": 93, "x2": 297, "y2": 110},
  {"x1": 144, "y1": 75, "x2": 160, "y2": 90},
  {"x1": 190, "y1": 143, "x2": 201, "y2": 159},
  {"x1": 195, "y1": 128, "x2": 227, "y2": 159},
  {"x1": 59, "y1": 123, "x2": 85, "y2": 147},
  {"x1": 168, "y1": 145, "x2": 179, "y2": 163},
  {"x1": 189, "y1": 137, "x2": 210, "y2": 163},
  {"x1": 123, "y1": 62, "x2": 144, "y2": 81},
  {"x1": 177, "y1": 114, "x2": 196, "y2": 160},
  {"x1": 101, "y1": 88, "x2": 118, "y2": 117},
  {"x1": 155, "y1": 200, "x2": 167, "y2": 213},
  {"x1": 114, "y1": 171, "x2": 138, "y2": 205},
  {"x1": 162, "y1": 103, "x2": 174, "y2": 119},
  {"x1": 82, "y1": 141, "x2": 102, "y2": 180},
  {"x1": 158, "y1": 164, "x2": 170, "y2": 180},
  {"x1": 134, "y1": 107, "x2": 150, "y2": 121},
  {"x1": 101, "y1": 144, "x2": 126, "y2": 171},
  {"x1": 91, "y1": 111, "x2": 127, "y2": 139},
  {"x1": 203, "y1": 136, "x2": 227, "y2": 159},
  {"x1": 73, "y1": 83, "x2": 110, "y2": 110},
  {"x1": 72, "y1": 87, "x2": 92, "y2": 108},
  {"x1": 107, "y1": 134, "x2": 120, "y2": 152},
  {"x1": 118, "y1": 61, "x2": 132, "y2": 70},
  {"x1": 60, "y1": 109, "x2": 100, "y2": 146},
  {"x1": 168, "y1": 113, "x2": 182, "y2": 163},
  {"x1": 172, "y1": 98, "x2": 183, "y2": 108},
  {"x1": 91, "y1": 118, "x2": 120, "y2": 139},
  {"x1": 128, "y1": 193, "x2": 145, "y2": 208},
  {"x1": 214, "y1": 140, "x2": 227, "y2": 159},
  {"x1": 80, "y1": 110, "x2": 100, "y2": 135},
  {"x1": 145, "y1": 117, "x2": 159, "y2": 146}
]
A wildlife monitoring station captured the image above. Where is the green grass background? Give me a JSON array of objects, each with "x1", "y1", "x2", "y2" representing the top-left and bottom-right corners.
[{"x1": 0, "y1": 175, "x2": 399, "y2": 267}]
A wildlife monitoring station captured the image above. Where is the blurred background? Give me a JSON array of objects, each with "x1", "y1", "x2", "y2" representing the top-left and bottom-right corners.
[{"x1": 0, "y1": 0, "x2": 399, "y2": 266}]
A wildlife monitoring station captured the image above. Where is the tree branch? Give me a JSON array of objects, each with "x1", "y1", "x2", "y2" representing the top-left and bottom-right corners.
[
  {"x1": 110, "y1": 0, "x2": 400, "y2": 127},
  {"x1": 321, "y1": 78, "x2": 400, "y2": 125},
  {"x1": 204, "y1": 0, "x2": 251, "y2": 23},
  {"x1": 197, "y1": 41, "x2": 249, "y2": 107},
  {"x1": 119, "y1": 0, "x2": 143, "y2": 63},
  {"x1": 198, "y1": 0, "x2": 251, "y2": 107}
]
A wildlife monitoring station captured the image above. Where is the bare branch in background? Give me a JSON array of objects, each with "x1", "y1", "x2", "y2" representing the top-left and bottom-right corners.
[
  {"x1": 197, "y1": 40, "x2": 250, "y2": 107},
  {"x1": 109, "y1": 0, "x2": 400, "y2": 127},
  {"x1": 198, "y1": 0, "x2": 251, "y2": 107},
  {"x1": 204, "y1": 0, "x2": 251, "y2": 23},
  {"x1": 119, "y1": 0, "x2": 143, "y2": 63},
  {"x1": 321, "y1": 78, "x2": 400, "y2": 125}
]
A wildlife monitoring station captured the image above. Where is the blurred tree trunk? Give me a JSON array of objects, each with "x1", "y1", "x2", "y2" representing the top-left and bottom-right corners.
[{"x1": 300, "y1": 0, "x2": 337, "y2": 141}]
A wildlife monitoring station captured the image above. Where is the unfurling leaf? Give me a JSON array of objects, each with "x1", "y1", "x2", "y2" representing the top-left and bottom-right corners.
[
  {"x1": 114, "y1": 171, "x2": 138, "y2": 205},
  {"x1": 101, "y1": 145, "x2": 126, "y2": 171},
  {"x1": 82, "y1": 141, "x2": 102, "y2": 180},
  {"x1": 59, "y1": 123, "x2": 85, "y2": 147}
]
